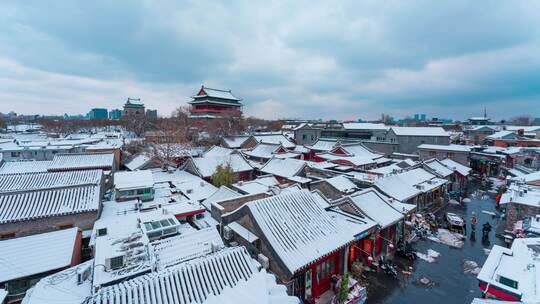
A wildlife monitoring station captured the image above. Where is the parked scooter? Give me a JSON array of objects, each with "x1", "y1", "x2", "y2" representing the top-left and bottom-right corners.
[
  {"x1": 379, "y1": 256, "x2": 398, "y2": 278},
  {"x1": 396, "y1": 242, "x2": 417, "y2": 262}
]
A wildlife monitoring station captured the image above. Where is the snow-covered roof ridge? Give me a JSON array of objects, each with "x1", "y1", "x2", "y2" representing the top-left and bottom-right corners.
[{"x1": 0, "y1": 169, "x2": 102, "y2": 194}]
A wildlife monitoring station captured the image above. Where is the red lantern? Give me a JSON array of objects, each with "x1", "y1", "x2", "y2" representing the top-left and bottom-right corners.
[
  {"x1": 367, "y1": 256, "x2": 373, "y2": 265},
  {"x1": 389, "y1": 243, "x2": 395, "y2": 250}
]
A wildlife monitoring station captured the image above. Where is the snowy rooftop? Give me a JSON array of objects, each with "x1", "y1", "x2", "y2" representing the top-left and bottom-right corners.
[
  {"x1": 49, "y1": 152, "x2": 115, "y2": 171},
  {"x1": 305, "y1": 139, "x2": 339, "y2": 152},
  {"x1": 441, "y1": 158, "x2": 472, "y2": 176},
  {"x1": 391, "y1": 127, "x2": 449, "y2": 137},
  {"x1": 486, "y1": 130, "x2": 516, "y2": 140},
  {"x1": 0, "y1": 160, "x2": 52, "y2": 175},
  {"x1": 203, "y1": 186, "x2": 241, "y2": 210},
  {"x1": 500, "y1": 184, "x2": 540, "y2": 208},
  {"x1": 260, "y1": 158, "x2": 307, "y2": 178},
  {"x1": 369, "y1": 163, "x2": 403, "y2": 175},
  {"x1": 125, "y1": 153, "x2": 151, "y2": 171},
  {"x1": 253, "y1": 133, "x2": 295, "y2": 148},
  {"x1": 150, "y1": 227, "x2": 224, "y2": 270},
  {"x1": 342, "y1": 122, "x2": 389, "y2": 130},
  {"x1": 374, "y1": 174, "x2": 421, "y2": 201},
  {"x1": 203, "y1": 145, "x2": 235, "y2": 157},
  {"x1": 192, "y1": 86, "x2": 241, "y2": 101},
  {"x1": 477, "y1": 238, "x2": 540, "y2": 303},
  {"x1": 423, "y1": 158, "x2": 454, "y2": 177},
  {"x1": 348, "y1": 188, "x2": 403, "y2": 228},
  {"x1": 191, "y1": 154, "x2": 252, "y2": 178},
  {"x1": 0, "y1": 184, "x2": 101, "y2": 224},
  {"x1": 240, "y1": 190, "x2": 372, "y2": 275},
  {"x1": 22, "y1": 260, "x2": 93, "y2": 304},
  {"x1": 91, "y1": 246, "x2": 297, "y2": 304},
  {"x1": 0, "y1": 169, "x2": 102, "y2": 193},
  {"x1": 243, "y1": 142, "x2": 300, "y2": 160},
  {"x1": 222, "y1": 135, "x2": 251, "y2": 148},
  {"x1": 114, "y1": 170, "x2": 154, "y2": 190},
  {"x1": 417, "y1": 144, "x2": 472, "y2": 152},
  {"x1": 232, "y1": 175, "x2": 280, "y2": 195},
  {"x1": 325, "y1": 175, "x2": 358, "y2": 194},
  {"x1": 0, "y1": 227, "x2": 79, "y2": 282}
]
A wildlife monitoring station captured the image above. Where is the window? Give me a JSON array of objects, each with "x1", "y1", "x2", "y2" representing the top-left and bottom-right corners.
[
  {"x1": 316, "y1": 264, "x2": 321, "y2": 284},
  {"x1": 498, "y1": 276, "x2": 518, "y2": 289},
  {"x1": 302, "y1": 134, "x2": 307, "y2": 140},
  {"x1": 10, "y1": 152, "x2": 20, "y2": 157}
]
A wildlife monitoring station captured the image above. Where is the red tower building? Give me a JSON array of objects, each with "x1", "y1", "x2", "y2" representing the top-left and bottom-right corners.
[{"x1": 188, "y1": 86, "x2": 243, "y2": 119}]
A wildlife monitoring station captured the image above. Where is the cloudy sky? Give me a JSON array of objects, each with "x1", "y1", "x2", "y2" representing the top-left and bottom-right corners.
[{"x1": 1, "y1": 1, "x2": 540, "y2": 120}]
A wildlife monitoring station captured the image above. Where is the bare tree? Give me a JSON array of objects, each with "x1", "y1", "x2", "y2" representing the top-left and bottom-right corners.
[{"x1": 146, "y1": 117, "x2": 193, "y2": 167}]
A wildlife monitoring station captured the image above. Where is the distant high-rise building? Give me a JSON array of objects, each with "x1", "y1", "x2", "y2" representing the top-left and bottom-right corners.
[
  {"x1": 414, "y1": 113, "x2": 427, "y2": 121},
  {"x1": 146, "y1": 109, "x2": 158, "y2": 119},
  {"x1": 88, "y1": 108, "x2": 108, "y2": 120},
  {"x1": 109, "y1": 109, "x2": 122, "y2": 120},
  {"x1": 123, "y1": 98, "x2": 145, "y2": 118},
  {"x1": 188, "y1": 85, "x2": 242, "y2": 119}
]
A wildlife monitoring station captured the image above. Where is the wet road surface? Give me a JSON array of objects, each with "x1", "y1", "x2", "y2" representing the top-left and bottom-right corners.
[{"x1": 366, "y1": 182, "x2": 506, "y2": 304}]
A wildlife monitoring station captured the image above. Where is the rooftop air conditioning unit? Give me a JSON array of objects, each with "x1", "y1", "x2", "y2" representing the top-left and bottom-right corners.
[
  {"x1": 187, "y1": 189, "x2": 193, "y2": 194},
  {"x1": 210, "y1": 241, "x2": 221, "y2": 253},
  {"x1": 258, "y1": 254, "x2": 270, "y2": 270},
  {"x1": 97, "y1": 227, "x2": 108, "y2": 237},
  {"x1": 105, "y1": 255, "x2": 125, "y2": 271},
  {"x1": 223, "y1": 226, "x2": 233, "y2": 241},
  {"x1": 200, "y1": 181, "x2": 205, "y2": 187},
  {"x1": 77, "y1": 264, "x2": 92, "y2": 285}
]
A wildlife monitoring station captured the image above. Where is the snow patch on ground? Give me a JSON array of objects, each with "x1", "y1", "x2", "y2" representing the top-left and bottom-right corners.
[
  {"x1": 483, "y1": 248, "x2": 491, "y2": 256},
  {"x1": 416, "y1": 249, "x2": 441, "y2": 263},
  {"x1": 463, "y1": 260, "x2": 481, "y2": 275},
  {"x1": 427, "y1": 229, "x2": 464, "y2": 248},
  {"x1": 462, "y1": 198, "x2": 471, "y2": 203},
  {"x1": 449, "y1": 199, "x2": 460, "y2": 205}
]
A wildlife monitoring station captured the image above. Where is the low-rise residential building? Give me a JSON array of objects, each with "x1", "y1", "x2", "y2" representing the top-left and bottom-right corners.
[
  {"x1": 0, "y1": 227, "x2": 82, "y2": 302},
  {"x1": 221, "y1": 190, "x2": 376, "y2": 303},
  {"x1": 417, "y1": 144, "x2": 472, "y2": 165},
  {"x1": 113, "y1": 170, "x2": 155, "y2": 201},
  {"x1": 500, "y1": 183, "x2": 540, "y2": 229},
  {"x1": 385, "y1": 127, "x2": 450, "y2": 154},
  {"x1": 477, "y1": 237, "x2": 540, "y2": 302},
  {"x1": 184, "y1": 153, "x2": 254, "y2": 184},
  {"x1": 0, "y1": 170, "x2": 103, "y2": 238}
]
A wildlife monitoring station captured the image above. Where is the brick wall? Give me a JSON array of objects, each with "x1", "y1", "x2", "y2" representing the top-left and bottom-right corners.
[{"x1": 0, "y1": 211, "x2": 98, "y2": 238}]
